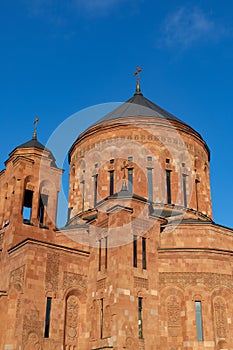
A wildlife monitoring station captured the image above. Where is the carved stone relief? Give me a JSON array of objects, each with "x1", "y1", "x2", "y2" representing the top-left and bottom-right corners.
[
  {"x1": 167, "y1": 295, "x2": 181, "y2": 337},
  {"x1": 43, "y1": 339, "x2": 62, "y2": 350},
  {"x1": 45, "y1": 252, "x2": 60, "y2": 292},
  {"x1": 24, "y1": 332, "x2": 42, "y2": 350},
  {"x1": 159, "y1": 272, "x2": 233, "y2": 290},
  {"x1": 134, "y1": 276, "x2": 149, "y2": 289},
  {"x1": 214, "y1": 297, "x2": 227, "y2": 339},
  {"x1": 63, "y1": 272, "x2": 86, "y2": 292},
  {"x1": 15, "y1": 294, "x2": 23, "y2": 336},
  {"x1": 64, "y1": 295, "x2": 79, "y2": 350},
  {"x1": 22, "y1": 308, "x2": 43, "y2": 348},
  {"x1": 9, "y1": 265, "x2": 25, "y2": 288},
  {"x1": 122, "y1": 322, "x2": 135, "y2": 349},
  {"x1": 90, "y1": 299, "x2": 98, "y2": 341},
  {"x1": 97, "y1": 277, "x2": 106, "y2": 290},
  {"x1": 103, "y1": 304, "x2": 111, "y2": 338}
]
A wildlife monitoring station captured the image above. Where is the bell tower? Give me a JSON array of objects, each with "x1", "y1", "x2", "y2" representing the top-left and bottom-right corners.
[{"x1": 0, "y1": 118, "x2": 63, "y2": 247}]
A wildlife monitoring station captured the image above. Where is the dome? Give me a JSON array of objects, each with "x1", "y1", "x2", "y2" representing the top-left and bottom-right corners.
[
  {"x1": 69, "y1": 86, "x2": 207, "y2": 160},
  {"x1": 68, "y1": 86, "x2": 212, "y2": 223}
]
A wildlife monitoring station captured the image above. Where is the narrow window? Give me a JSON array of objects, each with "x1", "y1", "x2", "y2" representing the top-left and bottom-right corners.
[
  {"x1": 81, "y1": 179, "x2": 85, "y2": 211},
  {"x1": 147, "y1": 168, "x2": 153, "y2": 202},
  {"x1": 138, "y1": 297, "x2": 143, "y2": 339},
  {"x1": 133, "y1": 235, "x2": 137, "y2": 267},
  {"x1": 142, "y1": 237, "x2": 146, "y2": 269},
  {"x1": 98, "y1": 239, "x2": 102, "y2": 271},
  {"x1": 166, "y1": 170, "x2": 172, "y2": 204},
  {"x1": 110, "y1": 159, "x2": 114, "y2": 164},
  {"x1": 109, "y1": 171, "x2": 114, "y2": 196},
  {"x1": 44, "y1": 297, "x2": 52, "y2": 338},
  {"x1": 195, "y1": 301, "x2": 203, "y2": 341},
  {"x1": 105, "y1": 236, "x2": 108, "y2": 270},
  {"x1": 128, "y1": 156, "x2": 133, "y2": 162},
  {"x1": 93, "y1": 174, "x2": 98, "y2": 207},
  {"x1": 22, "y1": 189, "x2": 33, "y2": 223},
  {"x1": 195, "y1": 178, "x2": 200, "y2": 211},
  {"x1": 128, "y1": 168, "x2": 133, "y2": 194},
  {"x1": 39, "y1": 194, "x2": 48, "y2": 226},
  {"x1": 147, "y1": 156, "x2": 152, "y2": 162},
  {"x1": 100, "y1": 298, "x2": 104, "y2": 339},
  {"x1": 182, "y1": 174, "x2": 188, "y2": 208}
]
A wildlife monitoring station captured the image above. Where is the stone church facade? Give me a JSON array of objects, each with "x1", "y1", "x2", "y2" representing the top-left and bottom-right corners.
[{"x1": 0, "y1": 83, "x2": 233, "y2": 350}]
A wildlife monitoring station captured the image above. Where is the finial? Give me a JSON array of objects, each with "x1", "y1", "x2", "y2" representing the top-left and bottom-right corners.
[
  {"x1": 134, "y1": 66, "x2": 143, "y2": 94},
  {"x1": 33, "y1": 116, "x2": 39, "y2": 140}
]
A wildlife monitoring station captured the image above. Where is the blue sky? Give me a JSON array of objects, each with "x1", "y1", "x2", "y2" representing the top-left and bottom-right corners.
[{"x1": 0, "y1": 0, "x2": 233, "y2": 228}]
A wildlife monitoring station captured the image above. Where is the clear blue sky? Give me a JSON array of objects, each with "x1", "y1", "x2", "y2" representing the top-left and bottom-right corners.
[{"x1": 1, "y1": 0, "x2": 233, "y2": 228}]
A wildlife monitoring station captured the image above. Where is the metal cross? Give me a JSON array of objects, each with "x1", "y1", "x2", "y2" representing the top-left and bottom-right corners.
[
  {"x1": 134, "y1": 65, "x2": 142, "y2": 81},
  {"x1": 33, "y1": 116, "x2": 39, "y2": 139},
  {"x1": 134, "y1": 66, "x2": 143, "y2": 93}
]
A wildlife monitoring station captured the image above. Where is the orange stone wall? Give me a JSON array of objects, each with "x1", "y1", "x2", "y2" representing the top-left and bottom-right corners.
[
  {"x1": 0, "y1": 112, "x2": 233, "y2": 350},
  {"x1": 69, "y1": 116, "x2": 211, "y2": 220}
]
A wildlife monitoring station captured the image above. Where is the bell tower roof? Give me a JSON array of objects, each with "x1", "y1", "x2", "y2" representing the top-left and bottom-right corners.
[
  {"x1": 13, "y1": 116, "x2": 47, "y2": 152},
  {"x1": 9, "y1": 116, "x2": 50, "y2": 157},
  {"x1": 17, "y1": 137, "x2": 46, "y2": 151},
  {"x1": 7, "y1": 116, "x2": 57, "y2": 167}
]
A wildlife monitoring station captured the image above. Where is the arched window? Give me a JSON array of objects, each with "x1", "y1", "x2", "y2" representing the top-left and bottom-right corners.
[{"x1": 22, "y1": 176, "x2": 34, "y2": 224}]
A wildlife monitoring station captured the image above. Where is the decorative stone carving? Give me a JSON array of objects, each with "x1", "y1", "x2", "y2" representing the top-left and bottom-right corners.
[
  {"x1": 123, "y1": 322, "x2": 135, "y2": 349},
  {"x1": 24, "y1": 332, "x2": 42, "y2": 350},
  {"x1": 45, "y1": 252, "x2": 59, "y2": 292},
  {"x1": 90, "y1": 299, "x2": 98, "y2": 341},
  {"x1": 43, "y1": 339, "x2": 62, "y2": 350},
  {"x1": 134, "y1": 277, "x2": 149, "y2": 289},
  {"x1": 22, "y1": 309, "x2": 43, "y2": 347},
  {"x1": 159, "y1": 272, "x2": 233, "y2": 290},
  {"x1": 97, "y1": 277, "x2": 106, "y2": 290},
  {"x1": 63, "y1": 272, "x2": 86, "y2": 292},
  {"x1": 167, "y1": 295, "x2": 181, "y2": 337},
  {"x1": 214, "y1": 297, "x2": 227, "y2": 339},
  {"x1": 9, "y1": 265, "x2": 25, "y2": 288},
  {"x1": 15, "y1": 294, "x2": 23, "y2": 336},
  {"x1": 103, "y1": 304, "x2": 111, "y2": 338},
  {"x1": 64, "y1": 295, "x2": 79, "y2": 349},
  {"x1": 125, "y1": 337, "x2": 135, "y2": 349}
]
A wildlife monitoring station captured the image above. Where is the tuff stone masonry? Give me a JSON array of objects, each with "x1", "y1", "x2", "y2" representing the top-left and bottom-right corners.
[{"x1": 0, "y1": 85, "x2": 233, "y2": 350}]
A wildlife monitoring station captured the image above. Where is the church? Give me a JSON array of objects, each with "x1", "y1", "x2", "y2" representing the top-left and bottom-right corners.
[{"x1": 0, "y1": 79, "x2": 233, "y2": 350}]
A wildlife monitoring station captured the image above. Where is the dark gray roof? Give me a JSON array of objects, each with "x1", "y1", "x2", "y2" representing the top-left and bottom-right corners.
[
  {"x1": 10, "y1": 137, "x2": 58, "y2": 167},
  {"x1": 18, "y1": 137, "x2": 46, "y2": 150},
  {"x1": 68, "y1": 88, "x2": 209, "y2": 162},
  {"x1": 95, "y1": 91, "x2": 185, "y2": 125}
]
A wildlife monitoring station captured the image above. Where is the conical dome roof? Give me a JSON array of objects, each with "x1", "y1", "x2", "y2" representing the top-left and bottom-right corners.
[
  {"x1": 95, "y1": 90, "x2": 185, "y2": 125},
  {"x1": 69, "y1": 85, "x2": 208, "y2": 161}
]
